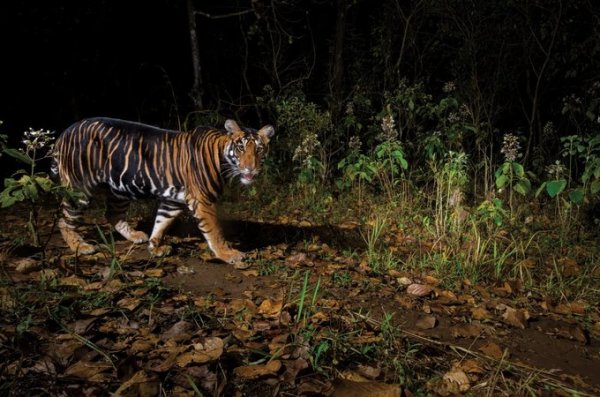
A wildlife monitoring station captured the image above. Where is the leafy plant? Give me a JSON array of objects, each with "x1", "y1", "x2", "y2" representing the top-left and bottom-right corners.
[{"x1": 495, "y1": 160, "x2": 531, "y2": 219}]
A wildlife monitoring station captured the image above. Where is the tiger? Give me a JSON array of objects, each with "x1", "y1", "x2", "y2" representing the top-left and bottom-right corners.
[{"x1": 51, "y1": 117, "x2": 275, "y2": 264}]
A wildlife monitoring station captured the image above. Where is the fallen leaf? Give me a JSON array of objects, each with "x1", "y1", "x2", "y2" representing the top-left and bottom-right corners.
[
  {"x1": 113, "y1": 370, "x2": 158, "y2": 397},
  {"x1": 459, "y1": 359, "x2": 486, "y2": 374},
  {"x1": 554, "y1": 301, "x2": 587, "y2": 316},
  {"x1": 332, "y1": 380, "x2": 401, "y2": 397},
  {"x1": 471, "y1": 306, "x2": 493, "y2": 320},
  {"x1": 422, "y1": 275, "x2": 440, "y2": 285},
  {"x1": 349, "y1": 334, "x2": 383, "y2": 345},
  {"x1": 117, "y1": 297, "x2": 142, "y2": 311},
  {"x1": 281, "y1": 358, "x2": 309, "y2": 385},
  {"x1": 145, "y1": 268, "x2": 165, "y2": 278},
  {"x1": 442, "y1": 369, "x2": 470, "y2": 392},
  {"x1": 406, "y1": 284, "x2": 433, "y2": 297},
  {"x1": 160, "y1": 321, "x2": 194, "y2": 342},
  {"x1": 449, "y1": 324, "x2": 484, "y2": 338},
  {"x1": 59, "y1": 275, "x2": 87, "y2": 288},
  {"x1": 69, "y1": 318, "x2": 96, "y2": 334},
  {"x1": 557, "y1": 257, "x2": 580, "y2": 277},
  {"x1": 356, "y1": 364, "x2": 381, "y2": 380},
  {"x1": 64, "y1": 360, "x2": 112, "y2": 379},
  {"x1": 340, "y1": 370, "x2": 370, "y2": 382},
  {"x1": 479, "y1": 342, "x2": 506, "y2": 360},
  {"x1": 233, "y1": 360, "x2": 281, "y2": 380},
  {"x1": 501, "y1": 306, "x2": 530, "y2": 329},
  {"x1": 415, "y1": 315, "x2": 437, "y2": 330},
  {"x1": 257, "y1": 299, "x2": 283, "y2": 318},
  {"x1": 286, "y1": 252, "x2": 308, "y2": 267},
  {"x1": 14, "y1": 257, "x2": 41, "y2": 273}
]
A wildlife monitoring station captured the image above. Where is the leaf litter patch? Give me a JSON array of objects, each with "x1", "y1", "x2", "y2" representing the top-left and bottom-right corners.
[{"x1": 0, "y1": 210, "x2": 599, "y2": 396}]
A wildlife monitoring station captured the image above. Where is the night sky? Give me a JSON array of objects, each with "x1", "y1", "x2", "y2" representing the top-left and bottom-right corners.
[{"x1": 1, "y1": 1, "x2": 194, "y2": 139}]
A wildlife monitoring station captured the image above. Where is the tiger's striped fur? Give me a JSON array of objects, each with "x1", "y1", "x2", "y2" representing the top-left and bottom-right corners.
[{"x1": 52, "y1": 117, "x2": 275, "y2": 263}]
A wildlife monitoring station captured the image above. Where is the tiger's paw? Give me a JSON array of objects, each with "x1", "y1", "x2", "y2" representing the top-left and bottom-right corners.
[
  {"x1": 76, "y1": 242, "x2": 97, "y2": 255},
  {"x1": 217, "y1": 248, "x2": 245, "y2": 265},
  {"x1": 129, "y1": 231, "x2": 149, "y2": 244},
  {"x1": 149, "y1": 244, "x2": 172, "y2": 258}
]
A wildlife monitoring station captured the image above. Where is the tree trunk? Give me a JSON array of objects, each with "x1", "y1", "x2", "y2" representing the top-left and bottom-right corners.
[
  {"x1": 331, "y1": 0, "x2": 346, "y2": 122},
  {"x1": 187, "y1": 0, "x2": 203, "y2": 109}
]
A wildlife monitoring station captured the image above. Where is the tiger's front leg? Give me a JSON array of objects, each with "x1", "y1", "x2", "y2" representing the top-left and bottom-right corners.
[{"x1": 192, "y1": 201, "x2": 244, "y2": 264}]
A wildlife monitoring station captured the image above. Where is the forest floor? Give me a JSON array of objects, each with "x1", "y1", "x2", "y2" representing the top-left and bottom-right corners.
[{"x1": 1, "y1": 200, "x2": 599, "y2": 396}]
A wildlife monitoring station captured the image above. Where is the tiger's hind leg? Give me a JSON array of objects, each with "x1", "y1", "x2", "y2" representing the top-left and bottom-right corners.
[
  {"x1": 106, "y1": 196, "x2": 149, "y2": 244},
  {"x1": 148, "y1": 200, "x2": 184, "y2": 257},
  {"x1": 58, "y1": 196, "x2": 97, "y2": 255}
]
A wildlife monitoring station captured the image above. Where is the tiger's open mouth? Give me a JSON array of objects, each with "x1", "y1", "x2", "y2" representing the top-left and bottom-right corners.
[{"x1": 240, "y1": 172, "x2": 256, "y2": 185}]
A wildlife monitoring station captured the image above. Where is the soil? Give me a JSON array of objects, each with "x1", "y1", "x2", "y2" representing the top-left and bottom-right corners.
[{"x1": 2, "y1": 209, "x2": 599, "y2": 395}]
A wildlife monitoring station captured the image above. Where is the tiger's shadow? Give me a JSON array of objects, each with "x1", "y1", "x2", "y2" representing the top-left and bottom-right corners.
[{"x1": 139, "y1": 216, "x2": 364, "y2": 253}]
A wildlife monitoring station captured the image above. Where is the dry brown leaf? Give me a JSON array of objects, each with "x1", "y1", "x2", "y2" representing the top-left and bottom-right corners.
[
  {"x1": 242, "y1": 269, "x2": 259, "y2": 277},
  {"x1": 14, "y1": 257, "x2": 41, "y2": 273},
  {"x1": 64, "y1": 360, "x2": 112, "y2": 379},
  {"x1": 160, "y1": 320, "x2": 194, "y2": 342},
  {"x1": 449, "y1": 323, "x2": 484, "y2": 338},
  {"x1": 479, "y1": 342, "x2": 506, "y2": 360},
  {"x1": 471, "y1": 306, "x2": 492, "y2": 320},
  {"x1": 406, "y1": 284, "x2": 433, "y2": 297},
  {"x1": 281, "y1": 358, "x2": 309, "y2": 384},
  {"x1": 145, "y1": 268, "x2": 165, "y2": 278},
  {"x1": 332, "y1": 379, "x2": 401, "y2": 397},
  {"x1": 557, "y1": 257, "x2": 580, "y2": 277},
  {"x1": 113, "y1": 370, "x2": 158, "y2": 397},
  {"x1": 103, "y1": 279, "x2": 125, "y2": 292},
  {"x1": 422, "y1": 275, "x2": 440, "y2": 285},
  {"x1": 117, "y1": 297, "x2": 142, "y2": 311},
  {"x1": 257, "y1": 299, "x2": 283, "y2": 318},
  {"x1": 349, "y1": 334, "x2": 383, "y2": 345},
  {"x1": 130, "y1": 338, "x2": 158, "y2": 354},
  {"x1": 69, "y1": 318, "x2": 96, "y2": 334},
  {"x1": 310, "y1": 311, "x2": 329, "y2": 324},
  {"x1": 86, "y1": 307, "x2": 111, "y2": 316},
  {"x1": 501, "y1": 306, "x2": 530, "y2": 329},
  {"x1": 59, "y1": 275, "x2": 87, "y2": 288},
  {"x1": 459, "y1": 359, "x2": 486, "y2": 374},
  {"x1": 286, "y1": 252, "x2": 308, "y2": 266},
  {"x1": 233, "y1": 359, "x2": 282, "y2": 380},
  {"x1": 356, "y1": 364, "x2": 381, "y2": 380},
  {"x1": 415, "y1": 315, "x2": 437, "y2": 330},
  {"x1": 397, "y1": 276, "x2": 413, "y2": 286},
  {"x1": 341, "y1": 369, "x2": 370, "y2": 382},
  {"x1": 554, "y1": 301, "x2": 587, "y2": 316},
  {"x1": 442, "y1": 369, "x2": 470, "y2": 392}
]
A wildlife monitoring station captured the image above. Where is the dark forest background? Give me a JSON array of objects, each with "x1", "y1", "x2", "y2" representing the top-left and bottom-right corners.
[{"x1": 1, "y1": 0, "x2": 599, "y2": 198}]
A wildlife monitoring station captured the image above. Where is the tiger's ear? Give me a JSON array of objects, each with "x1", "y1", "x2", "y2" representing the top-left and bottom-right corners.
[
  {"x1": 224, "y1": 119, "x2": 242, "y2": 134},
  {"x1": 257, "y1": 125, "x2": 275, "y2": 143}
]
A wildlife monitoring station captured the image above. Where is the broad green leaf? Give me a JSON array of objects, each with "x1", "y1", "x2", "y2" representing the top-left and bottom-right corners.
[
  {"x1": 495, "y1": 174, "x2": 508, "y2": 188},
  {"x1": 35, "y1": 176, "x2": 53, "y2": 192},
  {"x1": 511, "y1": 162, "x2": 525, "y2": 177},
  {"x1": 546, "y1": 179, "x2": 567, "y2": 198},
  {"x1": 514, "y1": 179, "x2": 531, "y2": 195},
  {"x1": 3, "y1": 148, "x2": 33, "y2": 165},
  {"x1": 569, "y1": 188, "x2": 584, "y2": 204}
]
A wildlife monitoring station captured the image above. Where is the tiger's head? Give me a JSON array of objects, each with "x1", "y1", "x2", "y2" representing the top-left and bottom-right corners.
[{"x1": 223, "y1": 119, "x2": 275, "y2": 185}]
